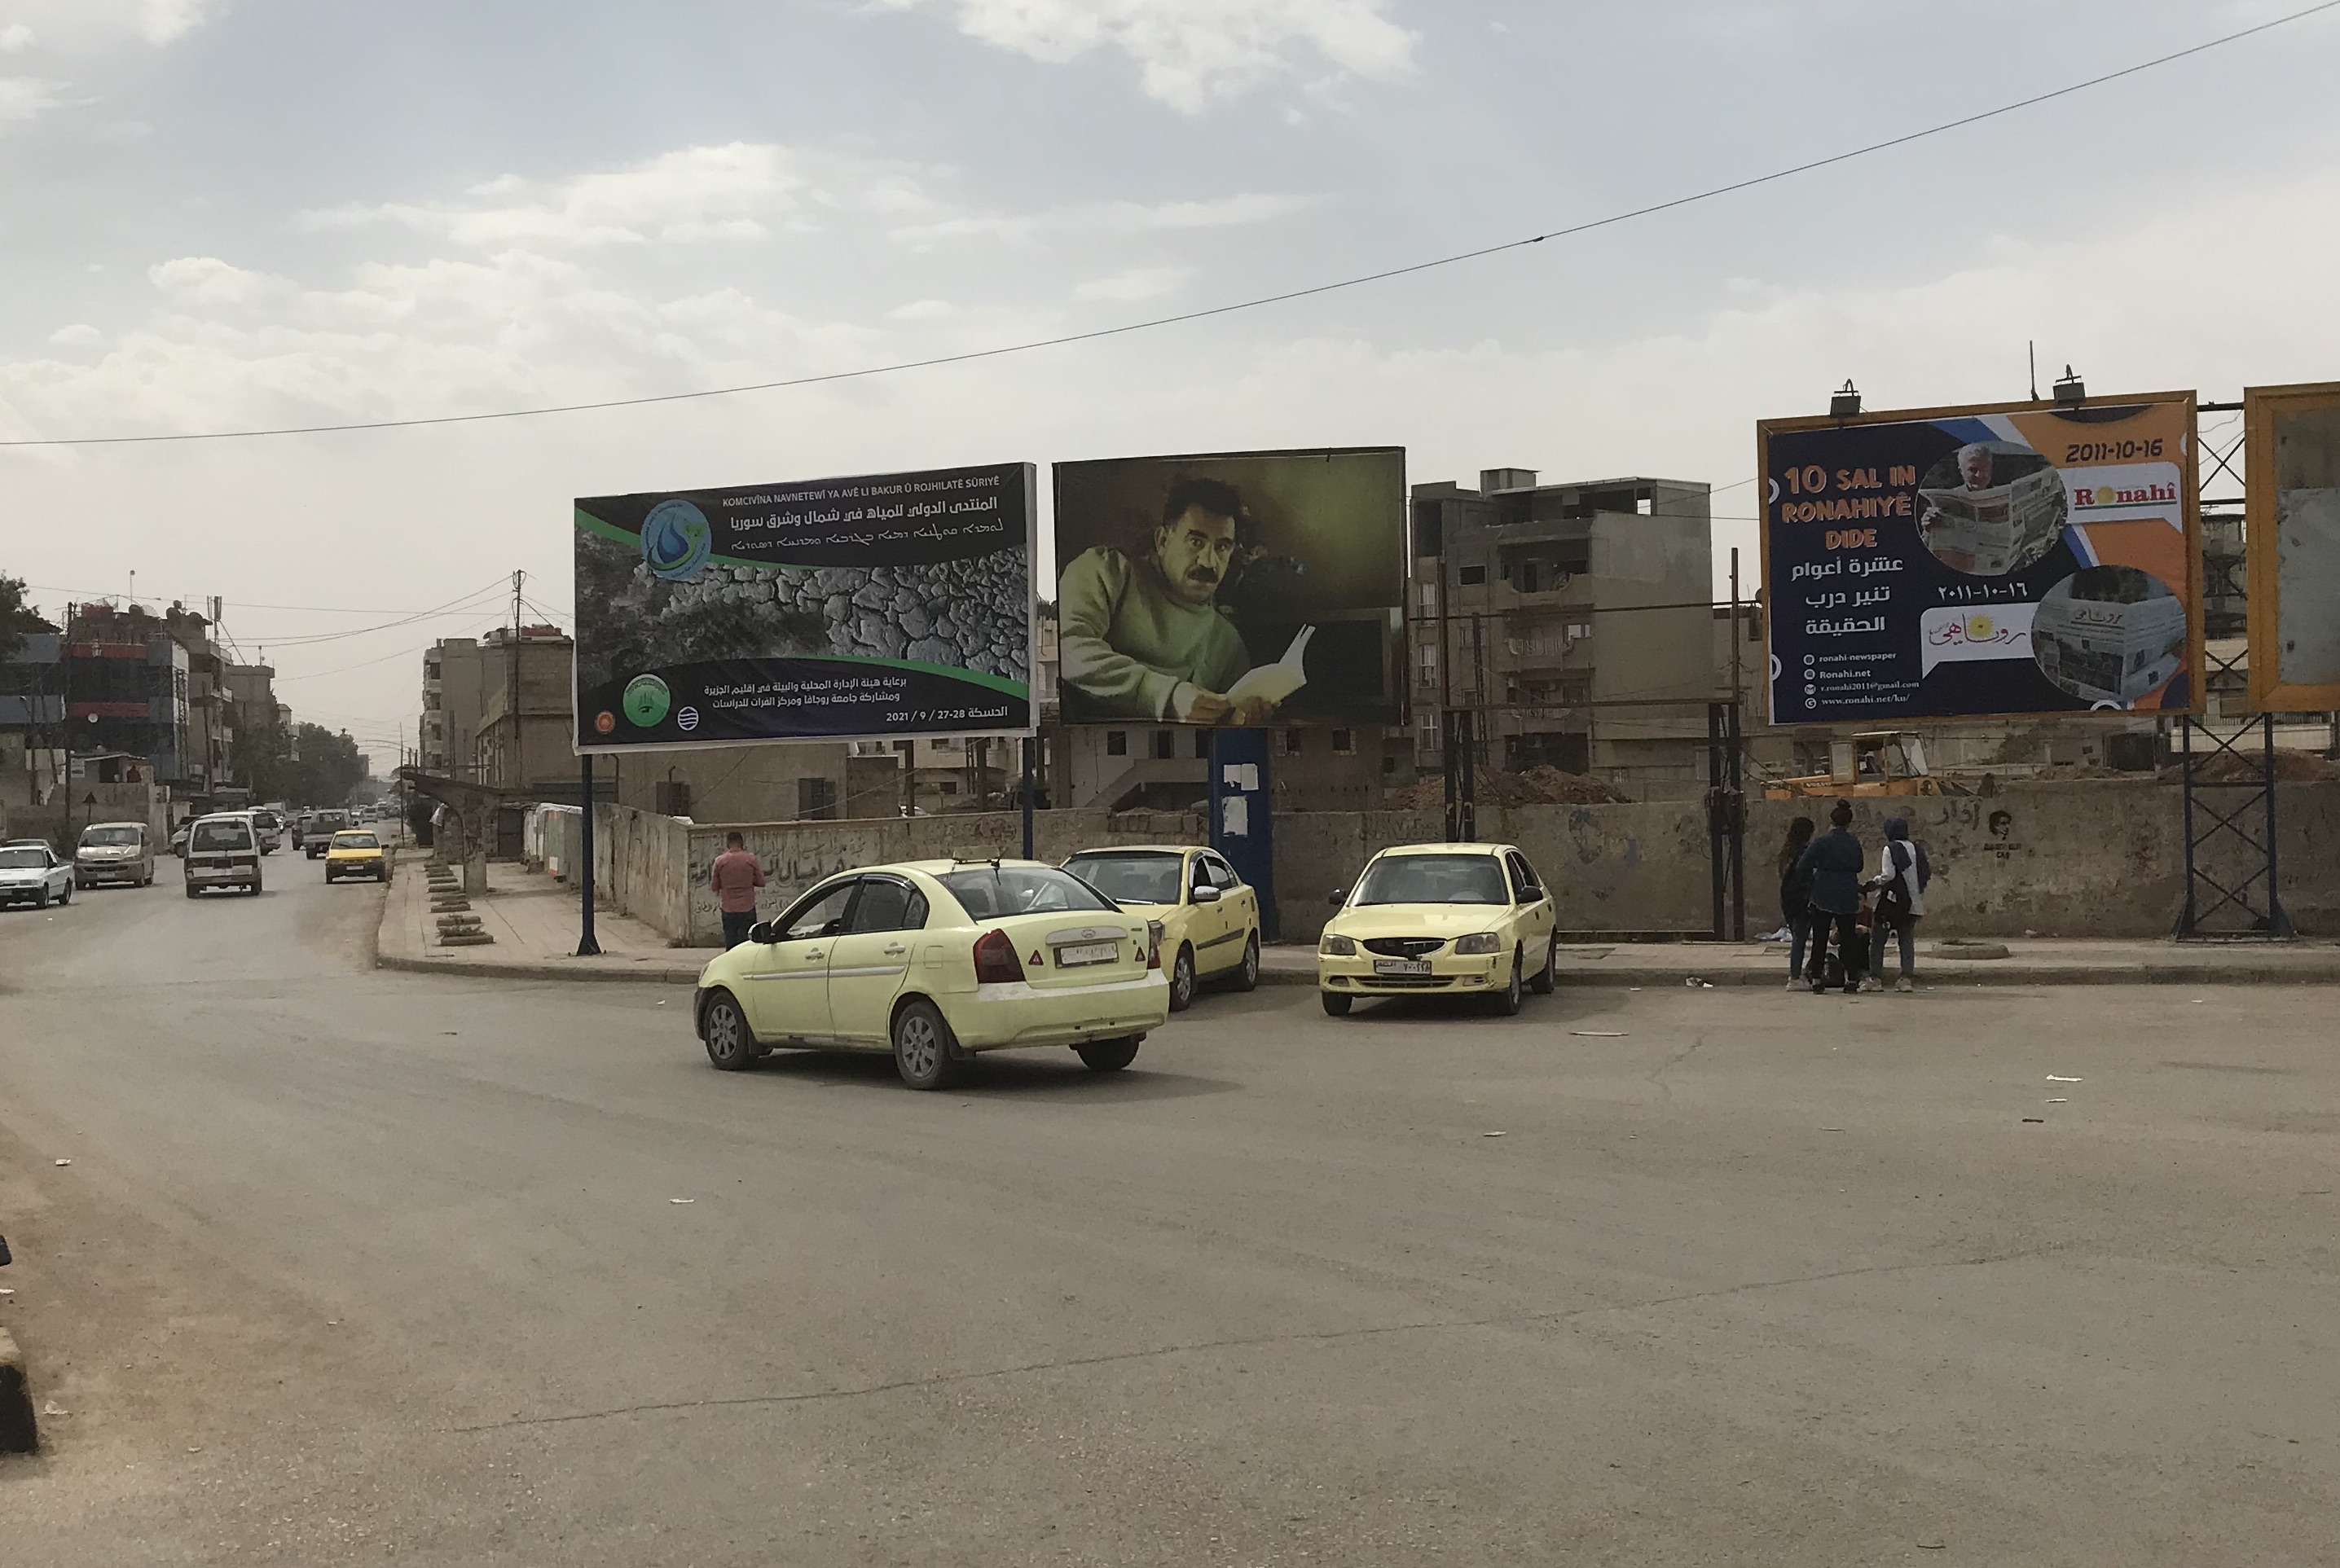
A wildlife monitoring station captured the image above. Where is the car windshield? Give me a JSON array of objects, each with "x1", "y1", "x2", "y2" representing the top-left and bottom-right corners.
[
  {"x1": 1351, "y1": 854, "x2": 1511, "y2": 907},
  {"x1": 333, "y1": 833, "x2": 379, "y2": 849},
  {"x1": 1064, "y1": 852, "x2": 1184, "y2": 905},
  {"x1": 191, "y1": 822, "x2": 253, "y2": 851},
  {"x1": 81, "y1": 827, "x2": 141, "y2": 847},
  {"x1": 939, "y1": 866, "x2": 1117, "y2": 918},
  {"x1": 0, "y1": 847, "x2": 46, "y2": 869}
]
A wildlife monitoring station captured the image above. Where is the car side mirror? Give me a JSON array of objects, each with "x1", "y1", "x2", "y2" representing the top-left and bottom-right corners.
[
  {"x1": 747, "y1": 921, "x2": 776, "y2": 946},
  {"x1": 1192, "y1": 885, "x2": 1221, "y2": 904},
  {"x1": 1327, "y1": 887, "x2": 1347, "y2": 907}
]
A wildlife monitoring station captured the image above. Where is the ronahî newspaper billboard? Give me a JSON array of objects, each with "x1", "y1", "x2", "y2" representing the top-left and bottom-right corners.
[
  {"x1": 1051, "y1": 446, "x2": 1405, "y2": 727},
  {"x1": 572, "y1": 463, "x2": 1036, "y2": 751},
  {"x1": 2245, "y1": 380, "x2": 2340, "y2": 714},
  {"x1": 1760, "y1": 393, "x2": 2201, "y2": 722}
]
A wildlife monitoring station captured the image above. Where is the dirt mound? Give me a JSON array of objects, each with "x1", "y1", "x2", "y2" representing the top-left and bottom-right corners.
[
  {"x1": 2158, "y1": 749, "x2": 2340, "y2": 785},
  {"x1": 1390, "y1": 765, "x2": 1628, "y2": 810}
]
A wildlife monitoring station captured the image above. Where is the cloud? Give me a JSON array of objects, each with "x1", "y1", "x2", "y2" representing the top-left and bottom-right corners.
[
  {"x1": 0, "y1": 76, "x2": 74, "y2": 122},
  {"x1": 876, "y1": 0, "x2": 1414, "y2": 112},
  {"x1": 0, "y1": 24, "x2": 33, "y2": 52},
  {"x1": 893, "y1": 190, "x2": 1309, "y2": 245},
  {"x1": 47, "y1": 324, "x2": 103, "y2": 348},
  {"x1": 303, "y1": 143, "x2": 948, "y2": 250},
  {"x1": 2, "y1": 0, "x2": 229, "y2": 49},
  {"x1": 1073, "y1": 266, "x2": 1191, "y2": 302}
]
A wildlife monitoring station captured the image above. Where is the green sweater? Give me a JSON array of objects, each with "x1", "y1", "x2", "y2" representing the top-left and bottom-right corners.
[{"x1": 1059, "y1": 547, "x2": 1253, "y2": 718}]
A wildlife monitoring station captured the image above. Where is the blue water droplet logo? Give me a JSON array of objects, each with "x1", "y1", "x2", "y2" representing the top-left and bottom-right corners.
[{"x1": 640, "y1": 499, "x2": 711, "y2": 582}]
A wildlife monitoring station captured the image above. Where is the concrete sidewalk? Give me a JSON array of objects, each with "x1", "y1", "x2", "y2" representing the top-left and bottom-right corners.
[
  {"x1": 375, "y1": 855, "x2": 2340, "y2": 988},
  {"x1": 375, "y1": 853, "x2": 704, "y2": 984}
]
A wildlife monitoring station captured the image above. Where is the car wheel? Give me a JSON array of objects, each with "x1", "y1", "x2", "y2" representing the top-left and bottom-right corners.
[
  {"x1": 1321, "y1": 990, "x2": 1352, "y2": 1017},
  {"x1": 1491, "y1": 947, "x2": 1524, "y2": 1016},
  {"x1": 1075, "y1": 1037, "x2": 1140, "y2": 1073},
  {"x1": 702, "y1": 991, "x2": 756, "y2": 1071},
  {"x1": 59, "y1": 881, "x2": 70, "y2": 905},
  {"x1": 33, "y1": 885, "x2": 50, "y2": 910},
  {"x1": 251, "y1": 876, "x2": 264, "y2": 896},
  {"x1": 1529, "y1": 931, "x2": 1557, "y2": 995},
  {"x1": 892, "y1": 998, "x2": 963, "y2": 1091},
  {"x1": 1168, "y1": 945, "x2": 1197, "y2": 1012},
  {"x1": 1229, "y1": 933, "x2": 1260, "y2": 992},
  {"x1": 185, "y1": 881, "x2": 200, "y2": 899}
]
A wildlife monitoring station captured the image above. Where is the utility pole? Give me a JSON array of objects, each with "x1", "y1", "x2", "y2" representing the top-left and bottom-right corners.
[
  {"x1": 506, "y1": 569, "x2": 524, "y2": 790},
  {"x1": 61, "y1": 600, "x2": 76, "y2": 845}
]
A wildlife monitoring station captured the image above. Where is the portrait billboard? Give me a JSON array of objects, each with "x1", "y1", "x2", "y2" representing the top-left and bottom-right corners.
[
  {"x1": 1052, "y1": 446, "x2": 1405, "y2": 727},
  {"x1": 1760, "y1": 393, "x2": 2201, "y2": 723},
  {"x1": 572, "y1": 463, "x2": 1036, "y2": 752},
  {"x1": 2245, "y1": 380, "x2": 2340, "y2": 713}
]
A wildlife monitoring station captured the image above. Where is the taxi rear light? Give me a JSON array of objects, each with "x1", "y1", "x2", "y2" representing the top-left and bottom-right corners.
[
  {"x1": 1146, "y1": 920, "x2": 1164, "y2": 969},
  {"x1": 973, "y1": 929, "x2": 1025, "y2": 984}
]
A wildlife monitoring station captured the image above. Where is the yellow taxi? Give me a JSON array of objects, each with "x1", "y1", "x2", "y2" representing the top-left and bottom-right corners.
[
  {"x1": 693, "y1": 859, "x2": 1171, "y2": 1090},
  {"x1": 1061, "y1": 844, "x2": 1261, "y2": 1011},
  {"x1": 1316, "y1": 842, "x2": 1557, "y2": 1017},
  {"x1": 323, "y1": 828, "x2": 391, "y2": 883}
]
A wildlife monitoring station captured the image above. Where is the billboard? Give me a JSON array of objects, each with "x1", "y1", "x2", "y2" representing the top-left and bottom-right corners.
[
  {"x1": 2245, "y1": 380, "x2": 2340, "y2": 713},
  {"x1": 572, "y1": 463, "x2": 1036, "y2": 752},
  {"x1": 1052, "y1": 446, "x2": 1405, "y2": 727},
  {"x1": 1760, "y1": 394, "x2": 2201, "y2": 722}
]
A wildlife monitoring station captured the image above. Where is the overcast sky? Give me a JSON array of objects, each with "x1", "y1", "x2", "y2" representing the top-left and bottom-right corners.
[{"x1": 4, "y1": 0, "x2": 2338, "y2": 769}]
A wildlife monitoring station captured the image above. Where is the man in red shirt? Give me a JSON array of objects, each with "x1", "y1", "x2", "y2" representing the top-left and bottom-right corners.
[{"x1": 709, "y1": 832, "x2": 766, "y2": 948}]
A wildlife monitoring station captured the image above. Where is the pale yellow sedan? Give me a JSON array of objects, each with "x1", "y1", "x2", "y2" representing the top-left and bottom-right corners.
[
  {"x1": 1061, "y1": 844, "x2": 1261, "y2": 1011},
  {"x1": 1316, "y1": 842, "x2": 1558, "y2": 1017},
  {"x1": 323, "y1": 829, "x2": 391, "y2": 883},
  {"x1": 693, "y1": 860, "x2": 1171, "y2": 1090}
]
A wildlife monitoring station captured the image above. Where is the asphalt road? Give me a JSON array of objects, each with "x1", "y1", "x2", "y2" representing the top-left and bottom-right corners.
[{"x1": 2, "y1": 852, "x2": 2336, "y2": 1565}]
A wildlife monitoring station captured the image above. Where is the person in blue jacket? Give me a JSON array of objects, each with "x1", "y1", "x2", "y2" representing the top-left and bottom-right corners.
[{"x1": 1794, "y1": 799, "x2": 1867, "y2": 995}]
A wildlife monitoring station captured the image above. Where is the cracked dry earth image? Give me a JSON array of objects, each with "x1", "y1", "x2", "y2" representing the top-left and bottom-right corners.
[{"x1": 574, "y1": 534, "x2": 1031, "y2": 692}]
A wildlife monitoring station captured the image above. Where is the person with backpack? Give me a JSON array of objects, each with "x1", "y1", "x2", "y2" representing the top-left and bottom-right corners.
[
  {"x1": 1793, "y1": 800, "x2": 1867, "y2": 995},
  {"x1": 1776, "y1": 815, "x2": 1817, "y2": 990},
  {"x1": 1863, "y1": 816, "x2": 1929, "y2": 992}
]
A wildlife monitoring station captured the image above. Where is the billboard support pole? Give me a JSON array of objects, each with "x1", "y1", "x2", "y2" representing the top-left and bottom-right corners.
[
  {"x1": 2263, "y1": 714, "x2": 2294, "y2": 938},
  {"x1": 575, "y1": 755, "x2": 601, "y2": 958},
  {"x1": 1705, "y1": 704, "x2": 1727, "y2": 941},
  {"x1": 1020, "y1": 736, "x2": 1035, "y2": 861}
]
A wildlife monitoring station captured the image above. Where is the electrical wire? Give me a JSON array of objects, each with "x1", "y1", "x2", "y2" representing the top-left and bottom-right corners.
[{"x1": 2, "y1": 1, "x2": 2329, "y2": 450}]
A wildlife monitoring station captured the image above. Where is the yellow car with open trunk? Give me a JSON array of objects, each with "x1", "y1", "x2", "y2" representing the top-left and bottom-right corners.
[
  {"x1": 693, "y1": 859, "x2": 1172, "y2": 1090},
  {"x1": 1317, "y1": 842, "x2": 1558, "y2": 1017}
]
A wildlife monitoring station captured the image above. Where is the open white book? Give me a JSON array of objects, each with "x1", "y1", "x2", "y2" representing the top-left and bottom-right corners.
[{"x1": 1225, "y1": 625, "x2": 1314, "y2": 708}]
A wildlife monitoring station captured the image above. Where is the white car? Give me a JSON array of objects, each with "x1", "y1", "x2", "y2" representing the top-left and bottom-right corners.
[{"x1": 0, "y1": 842, "x2": 75, "y2": 908}]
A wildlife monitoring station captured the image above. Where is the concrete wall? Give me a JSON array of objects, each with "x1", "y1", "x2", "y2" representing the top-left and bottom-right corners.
[{"x1": 590, "y1": 781, "x2": 2340, "y2": 947}]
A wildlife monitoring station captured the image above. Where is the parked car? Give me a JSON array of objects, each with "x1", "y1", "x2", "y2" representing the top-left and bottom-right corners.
[
  {"x1": 693, "y1": 859, "x2": 1169, "y2": 1089},
  {"x1": 74, "y1": 821, "x2": 156, "y2": 889},
  {"x1": 323, "y1": 829, "x2": 390, "y2": 883},
  {"x1": 1316, "y1": 842, "x2": 1558, "y2": 1017},
  {"x1": 301, "y1": 810, "x2": 350, "y2": 859},
  {"x1": 249, "y1": 808, "x2": 284, "y2": 854},
  {"x1": 1060, "y1": 844, "x2": 1261, "y2": 1010},
  {"x1": 183, "y1": 813, "x2": 264, "y2": 898},
  {"x1": 168, "y1": 820, "x2": 192, "y2": 857},
  {"x1": 0, "y1": 842, "x2": 74, "y2": 908}
]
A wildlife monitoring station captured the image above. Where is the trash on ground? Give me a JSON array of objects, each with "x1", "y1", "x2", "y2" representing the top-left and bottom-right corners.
[
  {"x1": 1482, "y1": 1131, "x2": 1506, "y2": 1139},
  {"x1": 1821, "y1": 1127, "x2": 1845, "y2": 1133},
  {"x1": 42, "y1": 1401, "x2": 67, "y2": 1416},
  {"x1": 2046, "y1": 1097, "x2": 2068, "y2": 1104},
  {"x1": 670, "y1": 1197, "x2": 696, "y2": 1204},
  {"x1": 2047, "y1": 1074, "x2": 2083, "y2": 1083},
  {"x1": 52, "y1": 1158, "x2": 69, "y2": 1167},
  {"x1": 1571, "y1": 1030, "x2": 1627, "y2": 1038},
  {"x1": 2021, "y1": 1117, "x2": 2046, "y2": 1123}
]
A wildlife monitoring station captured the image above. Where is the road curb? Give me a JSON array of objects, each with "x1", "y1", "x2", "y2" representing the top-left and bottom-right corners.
[
  {"x1": 0, "y1": 1326, "x2": 37, "y2": 1455},
  {"x1": 376, "y1": 951, "x2": 701, "y2": 985},
  {"x1": 1257, "y1": 960, "x2": 2340, "y2": 989}
]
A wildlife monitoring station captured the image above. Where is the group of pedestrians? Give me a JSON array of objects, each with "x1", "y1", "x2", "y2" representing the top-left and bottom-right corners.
[{"x1": 1777, "y1": 801, "x2": 1930, "y2": 994}]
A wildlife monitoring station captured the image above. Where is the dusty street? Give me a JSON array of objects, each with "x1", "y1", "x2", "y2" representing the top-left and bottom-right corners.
[{"x1": 1, "y1": 859, "x2": 2335, "y2": 1565}]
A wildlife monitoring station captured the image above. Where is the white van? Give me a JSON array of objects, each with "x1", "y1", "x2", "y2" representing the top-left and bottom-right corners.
[
  {"x1": 75, "y1": 821, "x2": 156, "y2": 889},
  {"x1": 184, "y1": 813, "x2": 264, "y2": 898}
]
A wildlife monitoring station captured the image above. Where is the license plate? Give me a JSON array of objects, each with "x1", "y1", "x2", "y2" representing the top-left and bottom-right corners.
[
  {"x1": 1053, "y1": 941, "x2": 1118, "y2": 968},
  {"x1": 1373, "y1": 958, "x2": 1432, "y2": 976}
]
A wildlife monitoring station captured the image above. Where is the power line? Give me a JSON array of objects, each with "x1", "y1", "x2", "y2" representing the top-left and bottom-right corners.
[{"x1": 3, "y1": 2, "x2": 2330, "y2": 451}]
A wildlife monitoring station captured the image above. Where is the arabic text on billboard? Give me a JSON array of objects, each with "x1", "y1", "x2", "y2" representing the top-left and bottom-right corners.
[
  {"x1": 572, "y1": 463, "x2": 1036, "y2": 751},
  {"x1": 1761, "y1": 397, "x2": 2199, "y2": 722},
  {"x1": 1052, "y1": 447, "x2": 1405, "y2": 727}
]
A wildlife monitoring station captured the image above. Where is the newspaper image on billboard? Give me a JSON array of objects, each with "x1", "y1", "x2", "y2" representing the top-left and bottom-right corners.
[
  {"x1": 573, "y1": 463, "x2": 1036, "y2": 751},
  {"x1": 1052, "y1": 446, "x2": 1405, "y2": 727},
  {"x1": 1761, "y1": 395, "x2": 2201, "y2": 722},
  {"x1": 2245, "y1": 380, "x2": 2340, "y2": 713}
]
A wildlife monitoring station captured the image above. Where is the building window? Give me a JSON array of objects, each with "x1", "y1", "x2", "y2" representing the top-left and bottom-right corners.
[
  {"x1": 1565, "y1": 618, "x2": 1593, "y2": 642},
  {"x1": 1458, "y1": 564, "x2": 1487, "y2": 586},
  {"x1": 1331, "y1": 728, "x2": 1356, "y2": 755},
  {"x1": 1193, "y1": 730, "x2": 1211, "y2": 759},
  {"x1": 1280, "y1": 728, "x2": 1304, "y2": 757},
  {"x1": 1150, "y1": 730, "x2": 1175, "y2": 760},
  {"x1": 940, "y1": 780, "x2": 958, "y2": 796},
  {"x1": 1381, "y1": 755, "x2": 1397, "y2": 775},
  {"x1": 654, "y1": 780, "x2": 693, "y2": 818},
  {"x1": 1415, "y1": 582, "x2": 1436, "y2": 613},
  {"x1": 1106, "y1": 731, "x2": 1128, "y2": 757},
  {"x1": 1416, "y1": 647, "x2": 1437, "y2": 687},
  {"x1": 1517, "y1": 560, "x2": 1541, "y2": 594},
  {"x1": 798, "y1": 777, "x2": 838, "y2": 820}
]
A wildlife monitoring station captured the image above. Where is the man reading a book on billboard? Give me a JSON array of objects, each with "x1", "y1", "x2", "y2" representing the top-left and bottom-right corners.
[{"x1": 1060, "y1": 477, "x2": 1285, "y2": 724}]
